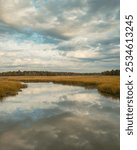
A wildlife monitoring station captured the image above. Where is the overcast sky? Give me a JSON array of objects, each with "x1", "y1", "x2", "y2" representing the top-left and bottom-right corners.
[{"x1": 0, "y1": 0, "x2": 119, "y2": 72}]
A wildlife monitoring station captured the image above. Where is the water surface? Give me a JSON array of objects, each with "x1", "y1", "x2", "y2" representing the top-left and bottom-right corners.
[{"x1": 0, "y1": 83, "x2": 119, "y2": 150}]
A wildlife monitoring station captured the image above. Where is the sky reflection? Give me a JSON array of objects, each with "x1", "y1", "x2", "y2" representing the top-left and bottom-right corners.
[{"x1": 0, "y1": 83, "x2": 119, "y2": 150}]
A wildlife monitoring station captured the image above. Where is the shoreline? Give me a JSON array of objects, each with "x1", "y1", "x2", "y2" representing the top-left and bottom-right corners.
[
  {"x1": 0, "y1": 76, "x2": 120, "y2": 99},
  {"x1": 0, "y1": 79, "x2": 27, "y2": 99}
]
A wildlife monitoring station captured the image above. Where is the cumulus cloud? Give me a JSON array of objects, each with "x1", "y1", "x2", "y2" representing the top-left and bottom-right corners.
[{"x1": 0, "y1": 0, "x2": 119, "y2": 72}]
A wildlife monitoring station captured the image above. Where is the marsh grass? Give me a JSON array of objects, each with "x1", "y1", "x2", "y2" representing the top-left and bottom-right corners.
[
  {"x1": 0, "y1": 79, "x2": 27, "y2": 99},
  {"x1": 0, "y1": 76, "x2": 120, "y2": 98}
]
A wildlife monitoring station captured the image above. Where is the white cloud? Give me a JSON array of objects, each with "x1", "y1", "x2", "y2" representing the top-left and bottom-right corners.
[{"x1": 0, "y1": 0, "x2": 120, "y2": 72}]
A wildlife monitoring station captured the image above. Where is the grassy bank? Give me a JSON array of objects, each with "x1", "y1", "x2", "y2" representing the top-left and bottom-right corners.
[
  {"x1": 0, "y1": 79, "x2": 27, "y2": 99},
  {"x1": 0, "y1": 76, "x2": 120, "y2": 98}
]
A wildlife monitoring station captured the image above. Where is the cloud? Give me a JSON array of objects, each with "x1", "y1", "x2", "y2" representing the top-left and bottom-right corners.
[{"x1": 0, "y1": 0, "x2": 120, "y2": 72}]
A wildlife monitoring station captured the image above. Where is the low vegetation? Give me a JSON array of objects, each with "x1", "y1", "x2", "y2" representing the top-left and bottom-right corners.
[
  {"x1": 0, "y1": 69, "x2": 120, "y2": 76},
  {"x1": 0, "y1": 76, "x2": 120, "y2": 98},
  {"x1": 0, "y1": 79, "x2": 27, "y2": 99}
]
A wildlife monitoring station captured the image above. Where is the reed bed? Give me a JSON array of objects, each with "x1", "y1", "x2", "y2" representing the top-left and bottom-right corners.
[
  {"x1": 0, "y1": 79, "x2": 27, "y2": 99},
  {"x1": 0, "y1": 76, "x2": 120, "y2": 98}
]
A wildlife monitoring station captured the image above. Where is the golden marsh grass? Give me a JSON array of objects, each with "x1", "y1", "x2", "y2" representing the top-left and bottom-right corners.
[
  {"x1": 0, "y1": 79, "x2": 27, "y2": 99},
  {"x1": 0, "y1": 76, "x2": 120, "y2": 98}
]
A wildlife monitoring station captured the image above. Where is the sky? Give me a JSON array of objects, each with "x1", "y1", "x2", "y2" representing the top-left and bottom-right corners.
[{"x1": 0, "y1": 0, "x2": 120, "y2": 73}]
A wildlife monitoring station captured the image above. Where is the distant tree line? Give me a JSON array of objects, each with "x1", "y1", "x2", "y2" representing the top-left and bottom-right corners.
[
  {"x1": 0, "y1": 70, "x2": 97, "y2": 76},
  {"x1": 0, "y1": 69, "x2": 120, "y2": 76},
  {"x1": 101, "y1": 69, "x2": 120, "y2": 75}
]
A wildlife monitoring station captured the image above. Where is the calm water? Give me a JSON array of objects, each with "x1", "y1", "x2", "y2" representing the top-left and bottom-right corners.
[{"x1": 0, "y1": 83, "x2": 119, "y2": 150}]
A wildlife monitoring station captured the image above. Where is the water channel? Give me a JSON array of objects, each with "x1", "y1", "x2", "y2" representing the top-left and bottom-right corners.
[{"x1": 0, "y1": 83, "x2": 120, "y2": 150}]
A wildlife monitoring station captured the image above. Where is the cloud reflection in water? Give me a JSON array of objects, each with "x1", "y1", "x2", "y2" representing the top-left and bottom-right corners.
[{"x1": 0, "y1": 83, "x2": 119, "y2": 150}]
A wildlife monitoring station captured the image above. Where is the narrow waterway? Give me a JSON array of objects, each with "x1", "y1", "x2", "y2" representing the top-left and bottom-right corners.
[{"x1": 0, "y1": 83, "x2": 119, "y2": 150}]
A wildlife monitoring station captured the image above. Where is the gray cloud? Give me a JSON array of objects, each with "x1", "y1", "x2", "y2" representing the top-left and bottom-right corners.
[{"x1": 0, "y1": 0, "x2": 120, "y2": 72}]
